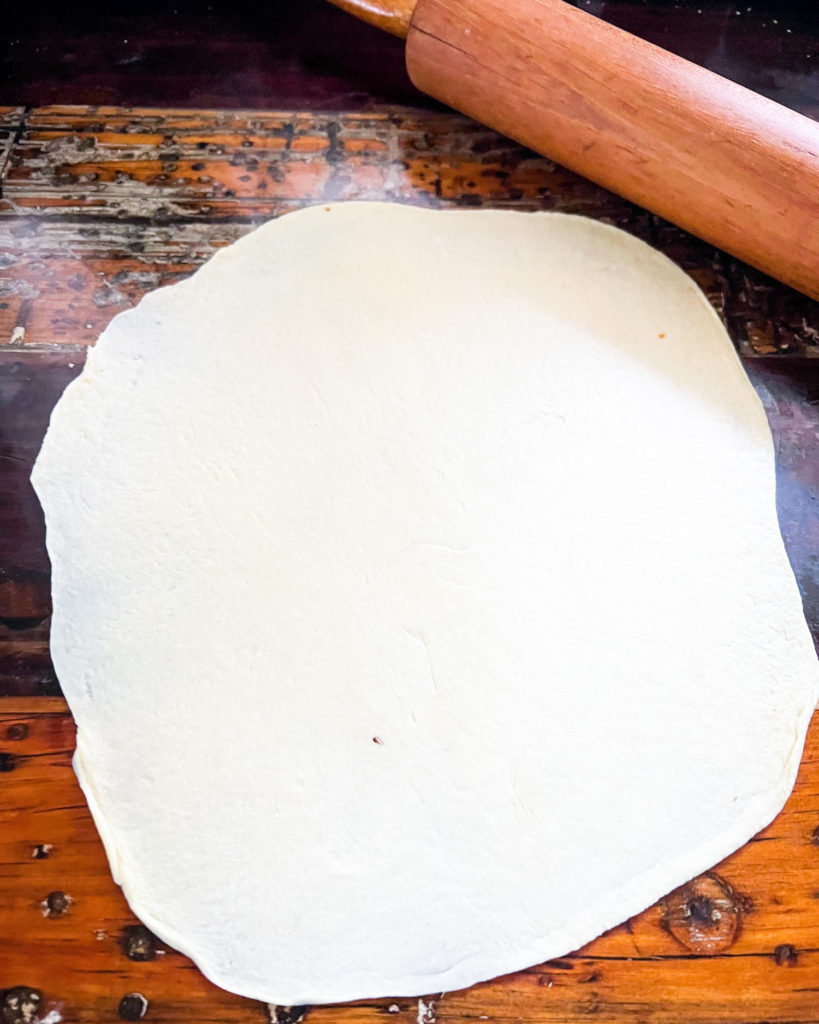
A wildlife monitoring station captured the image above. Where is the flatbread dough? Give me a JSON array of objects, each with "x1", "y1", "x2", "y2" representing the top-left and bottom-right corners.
[{"x1": 33, "y1": 202, "x2": 819, "y2": 1004}]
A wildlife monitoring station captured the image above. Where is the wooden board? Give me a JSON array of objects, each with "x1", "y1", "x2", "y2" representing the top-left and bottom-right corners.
[{"x1": 1, "y1": 105, "x2": 819, "y2": 1024}]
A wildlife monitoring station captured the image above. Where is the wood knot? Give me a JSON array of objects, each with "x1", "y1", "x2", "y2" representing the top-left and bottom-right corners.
[
  {"x1": 42, "y1": 891, "x2": 71, "y2": 918},
  {"x1": 1, "y1": 988, "x2": 42, "y2": 1024},
  {"x1": 118, "y1": 994, "x2": 149, "y2": 1021},
  {"x1": 687, "y1": 895, "x2": 718, "y2": 925},
  {"x1": 774, "y1": 943, "x2": 798, "y2": 966},
  {"x1": 122, "y1": 925, "x2": 157, "y2": 961},
  {"x1": 266, "y1": 1007, "x2": 309, "y2": 1024},
  {"x1": 662, "y1": 873, "x2": 745, "y2": 953},
  {"x1": 811, "y1": 825, "x2": 819, "y2": 846},
  {"x1": 5, "y1": 723, "x2": 28, "y2": 741},
  {"x1": 0, "y1": 753, "x2": 16, "y2": 772}
]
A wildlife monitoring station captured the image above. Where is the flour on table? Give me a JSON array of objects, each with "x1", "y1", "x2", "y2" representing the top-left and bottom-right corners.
[{"x1": 32, "y1": 202, "x2": 819, "y2": 1004}]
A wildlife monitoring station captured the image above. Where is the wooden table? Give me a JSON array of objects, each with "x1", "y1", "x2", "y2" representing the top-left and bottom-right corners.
[{"x1": 2, "y1": 103, "x2": 819, "y2": 1024}]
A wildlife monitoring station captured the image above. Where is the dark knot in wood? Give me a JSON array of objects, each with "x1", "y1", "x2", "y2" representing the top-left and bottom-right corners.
[
  {"x1": 267, "y1": 1007, "x2": 309, "y2": 1024},
  {"x1": 5, "y1": 723, "x2": 29, "y2": 741},
  {"x1": 774, "y1": 943, "x2": 798, "y2": 966},
  {"x1": 687, "y1": 895, "x2": 717, "y2": 925},
  {"x1": 1, "y1": 987, "x2": 42, "y2": 1024},
  {"x1": 122, "y1": 925, "x2": 158, "y2": 961},
  {"x1": 118, "y1": 994, "x2": 149, "y2": 1021},
  {"x1": 0, "y1": 753, "x2": 16, "y2": 773},
  {"x1": 43, "y1": 891, "x2": 70, "y2": 918},
  {"x1": 662, "y1": 873, "x2": 745, "y2": 953}
]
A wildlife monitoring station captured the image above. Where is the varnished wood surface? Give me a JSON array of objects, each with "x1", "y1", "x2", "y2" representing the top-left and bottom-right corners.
[
  {"x1": 407, "y1": 0, "x2": 819, "y2": 300},
  {"x1": 4, "y1": 697, "x2": 819, "y2": 1024},
  {"x1": 326, "y1": 0, "x2": 416, "y2": 38},
  {"x1": 1, "y1": 104, "x2": 819, "y2": 1021}
]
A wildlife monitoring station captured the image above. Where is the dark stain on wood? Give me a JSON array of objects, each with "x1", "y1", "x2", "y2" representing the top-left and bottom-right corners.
[
  {"x1": 269, "y1": 1007, "x2": 309, "y2": 1024},
  {"x1": 43, "y1": 890, "x2": 71, "y2": 918},
  {"x1": 0, "y1": 988, "x2": 42, "y2": 1024},
  {"x1": 118, "y1": 994, "x2": 148, "y2": 1021},
  {"x1": 774, "y1": 944, "x2": 799, "y2": 967},
  {"x1": 122, "y1": 925, "x2": 158, "y2": 962},
  {"x1": 0, "y1": 356, "x2": 83, "y2": 694},
  {"x1": 2, "y1": 0, "x2": 817, "y2": 118}
]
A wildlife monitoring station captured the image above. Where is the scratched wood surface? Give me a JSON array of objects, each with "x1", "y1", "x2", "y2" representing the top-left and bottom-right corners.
[
  {"x1": 1, "y1": 106, "x2": 818, "y2": 356},
  {"x1": 1, "y1": 104, "x2": 819, "y2": 1024}
]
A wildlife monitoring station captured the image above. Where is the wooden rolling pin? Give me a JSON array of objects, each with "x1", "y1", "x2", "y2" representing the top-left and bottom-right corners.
[{"x1": 329, "y1": 0, "x2": 819, "y2": 301}]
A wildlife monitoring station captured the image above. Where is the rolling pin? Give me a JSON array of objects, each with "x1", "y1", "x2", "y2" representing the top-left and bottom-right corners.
[{"x1": 328, "y1": 0, "x2": 819, "y2": 302}]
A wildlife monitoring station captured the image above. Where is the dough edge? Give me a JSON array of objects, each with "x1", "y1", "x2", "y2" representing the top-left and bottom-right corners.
[
  {"x1": 34, "y1": 202, "x2": 819, "y2": 1004},
  {"x1": 74, "y1": 711, "x2": 811, "y2": 1004}
]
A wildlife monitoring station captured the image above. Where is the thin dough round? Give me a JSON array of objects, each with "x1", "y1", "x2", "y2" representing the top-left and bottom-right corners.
[{"x1": 33, "y1": 203, "x2": 819, "y2": 1004}]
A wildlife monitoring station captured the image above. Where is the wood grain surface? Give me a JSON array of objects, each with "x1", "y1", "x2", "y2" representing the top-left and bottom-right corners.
[{"x1": 2, "y1": 104, "x2": 819, "y2": 1023}]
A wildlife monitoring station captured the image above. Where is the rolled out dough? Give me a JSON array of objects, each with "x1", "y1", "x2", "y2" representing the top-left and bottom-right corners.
[{"x1": 33, "y1": 202, "x2": 819, "y2": 1004}]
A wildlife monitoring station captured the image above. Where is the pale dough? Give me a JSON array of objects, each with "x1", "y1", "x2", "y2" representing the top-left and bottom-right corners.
[{"x1": 33, "y1": 203, "x2": 819, "y2": 1004}]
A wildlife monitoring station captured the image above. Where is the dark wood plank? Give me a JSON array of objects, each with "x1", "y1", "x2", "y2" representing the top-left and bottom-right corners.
[
  {"x1": 0, "y1": 352, "x2": 84, "y2": 695},
  {"x1": 746, "y1": 360, "x2": 819, "y2": 645},
  {"x1": 0, "y1": 0, "x2": 815, "y2": 117},
  {"x1": 586, "y1": 0, "x2": 819, "y2": 120},
  {"x1": 0, "y1": 0, "x2": 424, "y2": 112}
]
